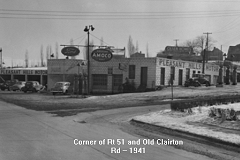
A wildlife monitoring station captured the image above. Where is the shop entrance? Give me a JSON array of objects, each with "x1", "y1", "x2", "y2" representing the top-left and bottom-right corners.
[
  {"x1": 160, "y1": 68, "x2": 165, "y2": 85},
  {"x1": 178, "y1": 69, "x2": 183, "y2": 85},
  {"x1": 140, "y1": 67, "x2": 148, "y2": 85}
]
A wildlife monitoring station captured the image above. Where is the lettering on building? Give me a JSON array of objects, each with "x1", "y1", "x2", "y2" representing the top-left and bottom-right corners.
[{"x1": 158, "y1": 58, "x2": 218, "y2": 72}]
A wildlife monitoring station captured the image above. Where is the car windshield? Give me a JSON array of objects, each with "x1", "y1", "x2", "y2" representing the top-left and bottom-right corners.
[
  {"x1": 16, "y1": 81, "x2": 24, "y2": 85},
  {"x1": 54, "y1": 83, "x2": 64, "y2": 87},
  {"x1": 26, "y1": 82, "x2": 33, "y2": 85}
]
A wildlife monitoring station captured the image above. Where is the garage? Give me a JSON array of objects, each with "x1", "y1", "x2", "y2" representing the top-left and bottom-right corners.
[
  {"x1": 13, "y1": 75, "x2": 25, "y2": 81},
  {"x1": 27, "y1": 75, "x2": 41, "y2": 83},
  {"x1": 0, "y1": 75, "x2": 11, "y2": 82}
]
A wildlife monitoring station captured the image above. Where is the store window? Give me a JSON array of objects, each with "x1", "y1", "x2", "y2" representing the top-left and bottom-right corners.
[
  {"x1": 129, "y1": 65, "x2": 135, "y2": 79},
  {"x1": 92, "y1": 74, "x2": 107, "y2": 86}
]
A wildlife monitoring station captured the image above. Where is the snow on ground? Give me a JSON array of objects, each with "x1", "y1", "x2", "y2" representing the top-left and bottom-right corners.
[{"x1": 133, "y1": 103, "x2": 240, "y2": 145}]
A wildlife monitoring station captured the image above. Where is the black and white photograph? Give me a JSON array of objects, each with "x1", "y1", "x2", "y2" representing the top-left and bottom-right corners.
[{"x1": 0, "y1": 0, "x2": 240, "y2": 159}]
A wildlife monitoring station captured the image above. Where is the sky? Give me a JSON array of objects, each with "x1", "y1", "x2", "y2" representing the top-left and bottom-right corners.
[{"x1": 1, "y1": 0, "x2": 240, "y2": 67}]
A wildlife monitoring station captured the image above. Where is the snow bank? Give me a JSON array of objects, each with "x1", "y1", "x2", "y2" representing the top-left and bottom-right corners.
[{"x1": 133, "y1": 103, "x2": 240, "y2": 145}]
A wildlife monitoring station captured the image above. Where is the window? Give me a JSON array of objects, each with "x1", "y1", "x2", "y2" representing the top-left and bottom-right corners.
[
  {"x1": 129, "y1": 65, "x2": 135, "y2": 79},
  {"x1": 113, "y1": 75, "x2": 123, "y2": 86},
  {"x1": 92, "y1": 74, "x2": 107, "y2": 86}
]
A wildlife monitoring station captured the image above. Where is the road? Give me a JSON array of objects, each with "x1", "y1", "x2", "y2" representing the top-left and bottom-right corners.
[{"x1": 0, "y1": 100, "x2": 215, "y2": 160}]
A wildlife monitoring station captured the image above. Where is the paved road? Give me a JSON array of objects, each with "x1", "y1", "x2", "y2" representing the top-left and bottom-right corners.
[{"x1": 0, "y1": 100, "x2": 214, "y2": 160}]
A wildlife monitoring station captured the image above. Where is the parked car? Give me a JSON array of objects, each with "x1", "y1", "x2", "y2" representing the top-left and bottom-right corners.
[
  {"x1": 21, "y1": 81, "x2": 43, "y2": 93},
  {"x1": 0, "y1": 79, "x2": 19, "y2": 91},
  {"x1": 184, "y1": 77, "x2": 210, "y2": 87},
  {"x1": 51, "y1": 82, "x2": 70, "y2": 95},
  {"x1": 184, "y1": 78, "x2": 201, "y2": 87},
  {"x1": 9, "y1": 81, "x2": 26, "y2": 91},
  {"x1": 192, "y1": 77, "x2": 211, "y2": 86}
]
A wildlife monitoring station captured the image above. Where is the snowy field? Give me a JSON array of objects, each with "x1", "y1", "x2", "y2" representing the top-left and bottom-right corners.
[{"x1": 133, "y1": 103, "x2": 240, "y2": 145}]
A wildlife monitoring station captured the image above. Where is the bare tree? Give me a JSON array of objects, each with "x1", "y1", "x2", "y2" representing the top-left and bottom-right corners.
[
  {"x1": 70, "y1": 38, "x2": 76, "y2": 59},
  {"x1": 84, "y1": 39, "x2": 95, "y2": 60},
  {"x1": 25, "y1": 50, "x2": 29, "y2": 68},
  {"x1": 40, "y1": 45, "x2": 44, "y2": 66},
  {"x1": 100, "y1": 37, "x2": 104, "y2": 46},
  {"x1": 182, "y1": 35, "x2": 216, "y2": 55},
  {"x1": 55, "y1": 42, "x2": 59, "y2": 59},
  {"x1": 127, "y1": 35, "x2": 135, "y2": 57},
  {"x1": 136, "y1": 41, "x2": 139, "y2": 52},
  {"x1": 46, "y1": 45, "x2": 49, "y2": 64},
  {"x1": 146, "y1": 43, "x2": 149, "y2": 57}
]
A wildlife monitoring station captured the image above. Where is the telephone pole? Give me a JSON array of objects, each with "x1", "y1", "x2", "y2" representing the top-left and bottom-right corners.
[
  {"x1": 203, "y1": 32, "x2": 212, "y2": 51},
  {"x1": 174, "y1": 39, "x2": 179, "y2": 46},
  {"x1": 202, "y1": 32, "x2": 212, "y2": 74}
]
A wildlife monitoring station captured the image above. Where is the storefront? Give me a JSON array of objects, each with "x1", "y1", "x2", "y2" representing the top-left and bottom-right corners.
[
  {"x1": 47, "y1": 59, "x2": 87, "y2": 93},
  {"x1": 90, "y1": 56, "x2": 219, "y2": 93},
  {"x1": 47, "y1": 54, "x2": 220, "y2": 94},
  {"x1": 0, "y1": 67, "x2": 47, "y2": 85}
]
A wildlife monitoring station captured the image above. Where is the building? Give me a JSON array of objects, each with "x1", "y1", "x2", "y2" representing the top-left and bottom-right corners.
[
  {"x1": 89, "y1": 55, "x2": 219, "y2": 94},
  {"x1": 227, "y1": 44, "x2": 240, "y2": 62},
  {"x1": 200, "y1": 47, "x2": 223, "y2": 62},
  {"x1": 0, "y1": 67, "x2": 47, "y2": 85},
  {"x1": 157, "y1": 46, "x2": 202, "y2": 62}
]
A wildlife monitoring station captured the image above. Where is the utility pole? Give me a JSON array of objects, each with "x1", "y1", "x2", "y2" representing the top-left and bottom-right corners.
[
  {"x1": 174, "y1": 39, "x2": 179, "y2": 46},
  {"x1": 202, "y1": 32, "x2": 212, "y2": 74}
]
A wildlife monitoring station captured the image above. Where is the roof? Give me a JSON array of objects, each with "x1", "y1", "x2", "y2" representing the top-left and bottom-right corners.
[{"x1": 5, "y1": 67, "x2": 47, "y2": 70}]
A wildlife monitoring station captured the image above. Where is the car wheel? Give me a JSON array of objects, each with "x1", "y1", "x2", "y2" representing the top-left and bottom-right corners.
[
  {"x1": 206, "y1": 82, "x2": 210, "y2": 87},
  {"x1": 63, "y1": 90, "x2": 68, "y2": 95},
  {"x1": 24, "y1": 91, "x2": 27, "y2": 93},
  {"x1": 194, "y1": 83, "x2": 199, "y2": 87},
  {"x1": 52, "y1": 92, "x2": 56, "y2": 95},
  {"x1": 32, "y1": 88, "x2": 37, "y2": 92}
]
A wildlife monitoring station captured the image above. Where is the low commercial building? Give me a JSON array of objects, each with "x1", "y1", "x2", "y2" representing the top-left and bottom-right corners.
[
  {"x1": 0, "y1": 67, "x2": 47, "y2": 85},
  {"x1": 47, "y1": 49, "x2": 220, "y2": 94},
  {"x1": 90, "y1": 56, "x2": 219, "y2": 93}
]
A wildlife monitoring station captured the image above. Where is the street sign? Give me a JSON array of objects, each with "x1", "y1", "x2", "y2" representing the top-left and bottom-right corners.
[
  {"x1": 91, "y1": 49, "x2": 113, "y2": 62},
  {"x1": 61, "y1": 46, "x2": 80, "y2": 56}
]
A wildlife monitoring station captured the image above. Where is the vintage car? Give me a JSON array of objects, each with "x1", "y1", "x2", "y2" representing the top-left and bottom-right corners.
[
  {"x1": 22, "y1": 81, "x2": 43, "y2": 93},
  {"x1": 184, "y1": 77, "x2": 210, "y2": 87},
  {"x1": 51, "y1": 82, "x2": 70, "y2": 95},
  {"x1": 9, "y1": 81, "x2": 26, "y2": 91},
  {"x1": 0, "y1": 79, "x2": 19, "y2": 91},
  {"x1": 192, "y1": 77, "x2": 211, "y2": 86},
  {"x1": 184, "y1": 78, "x2": 201, "y2": 87}
]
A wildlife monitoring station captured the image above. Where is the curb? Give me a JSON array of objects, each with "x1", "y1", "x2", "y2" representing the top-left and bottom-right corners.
[{"x1": 130, "y1": 119, "x2": 240, "y2": 153}]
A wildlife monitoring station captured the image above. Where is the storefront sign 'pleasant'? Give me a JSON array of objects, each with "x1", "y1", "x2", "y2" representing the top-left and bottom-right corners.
[{"x1": 158, "y1": 58, "x2": 218, "y2": 72}]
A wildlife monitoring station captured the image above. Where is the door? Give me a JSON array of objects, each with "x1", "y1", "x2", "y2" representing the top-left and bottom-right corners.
[
  {"x1": 141, "y1": 67, "x2": 148, "y2": 86},
  {"x1": 178, "y1": 69, "x2": 183, "y2": 85},
  {"x1": 160, "y1": 68, "x2": 165, "y2": 85}
]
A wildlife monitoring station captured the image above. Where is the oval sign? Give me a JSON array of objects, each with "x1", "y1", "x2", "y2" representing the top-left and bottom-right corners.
[
  {"x1": 61, "y1": 47, "x2": 80, "y2": 56},
  {"x1": 91, "y1": 49, "x2": 113, "y2": 62}
]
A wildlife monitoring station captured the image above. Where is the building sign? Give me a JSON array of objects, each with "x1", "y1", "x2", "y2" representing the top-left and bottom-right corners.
[
  {"x1": 0, "y1": 69, "x2": 47, "y2": 75},
  {"x1": 165, "y1": 46, "x2": 192, "y2": 54},
  {"x1": 158, "y1": 58, "x2": 218, "y2": 72},
  {"x1": 61, "y1": 46, "x2": 80, "y2": 56},
  {"x1": 91, "y1": 49, "x2": 113, "y2": 62}
]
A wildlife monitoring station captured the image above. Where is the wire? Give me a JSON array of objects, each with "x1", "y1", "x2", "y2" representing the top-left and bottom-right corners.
[
  {"x1": 90, "y1": 33, "x2": 111, "y2": 46},
  {"x1": 2, "y1": 8, "x2": 240, "y2": 14}
]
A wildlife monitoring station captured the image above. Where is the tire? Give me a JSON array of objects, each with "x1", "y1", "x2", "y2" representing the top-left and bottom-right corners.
[
  {"x1": 32, "y1": 88, "x2": 37, "y2": 93},
  {"x1": 206, "y1": 82, "x2": 210, "y2": 87},
  {"x1": 63, "y1": 90, "x2": 68, "y2": 95},
  {"x1": 52, "y1": 92, "x2": 56, "y2": 95},
  {"x1": 194, "y1": 83, "x2": 200, "y2": 87},
  {"x1": 24, "y1": 91, "x2": 27, "y2": 93}
]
